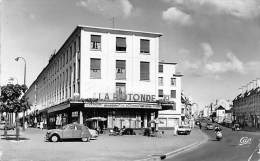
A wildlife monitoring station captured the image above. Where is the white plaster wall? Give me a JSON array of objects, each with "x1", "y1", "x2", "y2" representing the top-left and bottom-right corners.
[
  {"x1": 158, "y1": 64, "x2": 182, "y2": 115},
  {"x1": 80, "y1": 30, "x2": 159, "y2": 98}
]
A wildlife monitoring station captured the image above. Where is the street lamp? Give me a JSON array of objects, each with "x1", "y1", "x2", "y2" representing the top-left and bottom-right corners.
[{"x1": 15, "y1": 56, "x2": 27, "y2": 131}]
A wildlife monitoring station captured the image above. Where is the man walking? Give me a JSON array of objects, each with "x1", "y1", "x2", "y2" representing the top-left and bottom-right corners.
[{"x1": 199, "y1": 122, "x2": 202, "y2": 129}]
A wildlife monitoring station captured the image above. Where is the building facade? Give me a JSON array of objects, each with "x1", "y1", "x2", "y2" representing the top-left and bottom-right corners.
[
  {"x1": 157, "y1": 62, "x2": 182, "y2": 128},
  {"x1": 233, "y1": 79, "x2": 260, "y2": 128},
  {"x1": 25, "y1": 26, "x2": 182, "y2": 129}
]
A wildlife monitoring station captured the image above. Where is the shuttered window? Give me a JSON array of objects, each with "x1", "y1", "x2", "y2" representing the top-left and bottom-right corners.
[
  {"x1": 171, "y1": 90, "x2": 176, "y2": 98},
  {"x1": 140, "y1": 39, "x2": 150, "y2": 53},
  {"x1": 158, "y1": 77, "x2": 163, "y2": 86},
  {"x1": 91, "y1": 35, "x2": 101, "y2": 50},
  {"x1": 116, "y1": 60, "x2": 126, "y2": 80},
  {"x1": 158, "y1": 89, "x2": 163, "y2": 97},
  {"x1": 90, "y1": 58, "x2": 101, "y2": 79},
  {"x1": 159, "y1": 64, "x2": 163, "y2": 73},
  {"x1": 171, "y1": 78, "x2": 176, "y2": 86},
  {"x1": 116, "y1": 37, "x2": 126, "y2": 52},
  {"x1": 140, "y1": 61, "x2": 150, "y2": 80}
]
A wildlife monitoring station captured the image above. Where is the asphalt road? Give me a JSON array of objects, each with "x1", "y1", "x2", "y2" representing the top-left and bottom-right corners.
[{"x1": 166, "y1": 123, "x2": 260, "y2": 161}]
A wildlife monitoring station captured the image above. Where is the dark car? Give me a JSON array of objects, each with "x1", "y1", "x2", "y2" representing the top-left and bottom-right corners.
[
  {"x1": 45, "y1": 123, "x2": 92, "y2": 142},
  {"x1": 121, "y1": 128, "x2": 136, "y2": 135},
  {"x1": 177, "y1": 125, "x2": 191, "y2": 135}
]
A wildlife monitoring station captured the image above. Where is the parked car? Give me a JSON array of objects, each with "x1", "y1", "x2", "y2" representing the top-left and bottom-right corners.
[
  {"x1": 232, "y1": 123, "x2": 241, "y2": 131},
  {"x1": 177, "y1": 125, "x2": 191, "y2": 135},
  {"x1": 205, "y1": 123, "x2": 214, "y2": 130},
  {"x1": 45, "y1": 123, "x2": 92, "y2": 142},
  {"x1": 0, "y1": 121, "x2": 15, "y2": 130},
  {"x1": 121, "y1": 128, "x2": 136, "y2": 135},
  {"x1": 89, "y1": 129, "x2": 98, "y2": 139},
  {"x1": 195, "y1": 120, "x2": 200, "y2": 125}
]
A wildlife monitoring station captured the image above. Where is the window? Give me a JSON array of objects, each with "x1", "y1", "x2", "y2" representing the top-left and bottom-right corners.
[
  {"x1": 60, "y1": 57, "x2": 62, "y2": 69},
  {"x1": 73, "y1": 41, "x2": 76, "y2": 57},
  {"x1": 70, "y1": 46, "x2": 72, "y2": 60},
  {"x1": 159, "y1": 64, "x2": 163, "y2": 73},
  {"x1": 158, "y1": 89, "x2": 163, "y2": 97},
  {"x1": 78, "y1": 59, "x2": 80, "y2": 80},
  {"x1": 78, "y1": 36, "x2": 81, "y2": 52},
  {"x1": 73, "y1": 63, "x2": 76, "y2": 83},
  {"x1": 91, "y1": 35, "x2": 101, "y2": 50},
  {"x1": 69, "y1": 66, "x2": 72, "y2": 86},
  {"x1": 116, "y1": 60, "x2": 126, "y2": 80},
  {"x1": 140, "y1": 39, "x2": 150, "y2": 53},
  {"x1": 116, "y1": 83, "x2": 126, "y2": 100},
  {"x1": 171, "y1": 78, "x2": 176, "y2": 86},
  {"x1": 181, "y1": 108, "x2": 184, "y2": 114},
  {"x1": 158, "y1": 77, "x2": 163, "y2": 86},
  {"x1": 66, "y1": 50, "x2": 68, "y2": 63},
  {"x1": 116, "y1": 37, "x2": 126, "y2": 52},
  {"x1": 171, "y1": 90, "x2": 176, "y2": 98},
  {"x1": 140, "y1": 62, "x2": 150, "y2": 81},
  {"x1": 90, "y1": 58, "x2": 101, "y2": 79},
  {"x1": 63, "y1": 54, "x2": 65, "y2": 67}
]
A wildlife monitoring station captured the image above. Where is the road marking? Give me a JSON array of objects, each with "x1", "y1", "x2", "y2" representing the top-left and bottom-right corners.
[{"x1": 248, "y1": 149, "x2": 256, "y2": 161}]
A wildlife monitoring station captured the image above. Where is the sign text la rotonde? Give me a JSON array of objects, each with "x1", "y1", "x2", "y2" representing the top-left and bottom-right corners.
[{"x1": 97, "y1": 93, "x2": 170, "y2": 102}]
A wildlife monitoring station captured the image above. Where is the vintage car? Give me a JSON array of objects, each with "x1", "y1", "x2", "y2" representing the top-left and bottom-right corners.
[
  {"x1": 45, "y1": 123, "x2": 92, "y2": 142},
  {"x1": 121, "y1": 128, "x2": 136, "y2": 135},
  {"x1": 205, "y1": 123, "x2": 214, "y2": 130},
  {"x1": 177, "y1": 125, "x2": 191, "y2": 135},
  {"x1": 89, "y1": 129, "x2": 98, "y2": 139}
]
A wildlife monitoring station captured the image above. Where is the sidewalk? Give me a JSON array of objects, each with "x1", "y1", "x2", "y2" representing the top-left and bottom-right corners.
[{"x1": 0, "y1": 127, "x2": 208, "y2": 161}]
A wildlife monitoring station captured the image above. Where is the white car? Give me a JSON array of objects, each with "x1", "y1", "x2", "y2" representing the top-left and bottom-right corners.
[
  {"x1": 177, "y1": 125, "x2": 191, "y2": 135},
  {"x1": 89, "y1": 129, "x2": 98, "y2": 139}
]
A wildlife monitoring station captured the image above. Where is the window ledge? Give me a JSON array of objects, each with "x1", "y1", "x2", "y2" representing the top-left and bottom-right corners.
[
  {"x1": 140, "y1": 80, "x2": 150, "y2": 82},
  {"x1": 90, "y1": 77, "x2": 102, "y2": 79},
  {"x1": 140, "y1": 52, "x2": 150, "y2": 55},
  {"x1": 116, "y1": 51, "x2": 127, "y2": 53},
  {"x1": 90, "y1": 49, "x2": 102, "y2": 51}
]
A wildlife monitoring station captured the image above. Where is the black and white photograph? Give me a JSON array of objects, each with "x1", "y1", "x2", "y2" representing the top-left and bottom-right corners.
[{"x1": 1, "y1": 0, "x2": 260, "y2": 161}]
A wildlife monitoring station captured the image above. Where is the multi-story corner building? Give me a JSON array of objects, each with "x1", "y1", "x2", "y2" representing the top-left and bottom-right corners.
[
  {"x1": 233, "y1": 79, "x2": 260, "y2": 128},
  {"x1": 157, "y1": 62, "x2": 182, "y2": 128},
  {"x1": 25, "y1": 25, "x2": 182, "y2": 129}
]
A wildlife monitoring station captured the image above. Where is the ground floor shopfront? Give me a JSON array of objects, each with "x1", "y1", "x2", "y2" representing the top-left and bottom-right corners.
[
  {"x1": 235, "y1": 113, "x2": 260, "y2": 128},
  {"x1": 37, "y1": 100, "x2": 164, "y2": 130}
]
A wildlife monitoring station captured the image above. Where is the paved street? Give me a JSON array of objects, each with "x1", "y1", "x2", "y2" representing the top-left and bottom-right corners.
[
  {"x1": 166, "y1": 124, "x2": 260, "y2": 161},
  {"x1": 0, "y1": 127, "x2": 207, "y2": 161}
]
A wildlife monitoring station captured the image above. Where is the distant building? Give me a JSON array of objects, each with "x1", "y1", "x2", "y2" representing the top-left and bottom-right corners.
[
  {"x1": 216, "y1": 106, "x2": 225, "y2": 123},
  {"x1": 233, "y1": 79, "x2": 260, "y2": 128},
  {"x1": 24, "y1": 25, "x2": 183, "y2": 129}
]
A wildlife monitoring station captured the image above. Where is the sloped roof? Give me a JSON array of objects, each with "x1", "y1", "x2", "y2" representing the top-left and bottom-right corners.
[{"x1": 216, "y1": 105, "x2": 225, "y2": 110}]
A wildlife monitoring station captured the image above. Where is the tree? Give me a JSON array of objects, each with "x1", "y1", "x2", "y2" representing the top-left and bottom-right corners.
[
  {"x1": 0, "y1": 84, "x2": 28, "y2": 140},
  {"x1": 181, "y1": 92, "x2": 192, "y2": 119}
]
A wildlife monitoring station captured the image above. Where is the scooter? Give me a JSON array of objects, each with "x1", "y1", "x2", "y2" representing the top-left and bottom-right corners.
[{"x1": 216, "y1": 131, "x2": 223, "y2": 141}]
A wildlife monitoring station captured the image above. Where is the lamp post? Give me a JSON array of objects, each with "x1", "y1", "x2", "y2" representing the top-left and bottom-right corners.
[{"x1": 15, "y1": 56, "x2": 26, "y2": 131}]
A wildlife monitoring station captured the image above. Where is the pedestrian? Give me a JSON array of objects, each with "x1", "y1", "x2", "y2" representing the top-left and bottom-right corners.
[
  {"x1": 40, "y1": 121, "x2": 44, "y2": 130},
  {"x1": 199, "y1": 122, "x2": 202, "y2": 129}
]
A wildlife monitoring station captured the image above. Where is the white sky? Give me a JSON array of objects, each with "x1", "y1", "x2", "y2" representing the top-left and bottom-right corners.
[{"x1": 1, "y1": 0, "x2": 260, "y2": 107}]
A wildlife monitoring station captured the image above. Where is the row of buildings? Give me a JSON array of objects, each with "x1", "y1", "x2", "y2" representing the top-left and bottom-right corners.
[
  {"x1": 233, "y1": 79, "x2": 260, "y2": 128},
  {"x1": 203, "y1": 99, "x2": 232, "y2": 123},
  {"x1": 24, "y1": 25, "x2": 183, "y2": 129}
]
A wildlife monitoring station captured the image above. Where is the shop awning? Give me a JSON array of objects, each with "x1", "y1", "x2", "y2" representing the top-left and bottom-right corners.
[
  {"x1": 161, "y1": 102, "x2": 176, "y2": 111},
  {"x1": 47, "y1": 102, "x2": 71, "y2": 113}
]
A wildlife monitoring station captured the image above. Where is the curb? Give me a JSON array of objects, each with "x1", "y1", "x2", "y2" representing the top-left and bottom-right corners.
[{"x1": 135, "y1": 130, "x2": 209, "y2": 161}]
